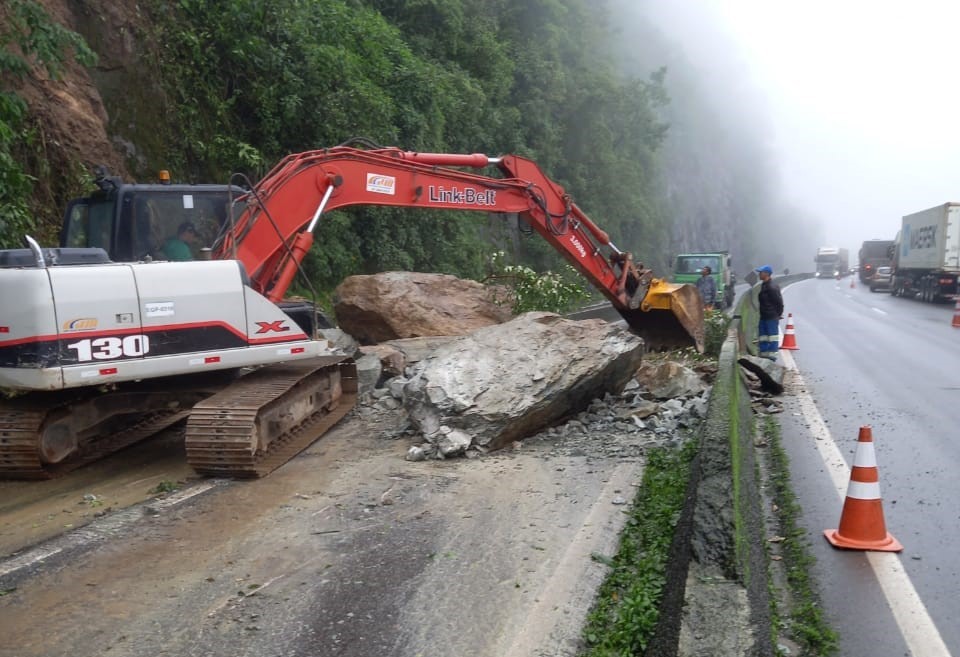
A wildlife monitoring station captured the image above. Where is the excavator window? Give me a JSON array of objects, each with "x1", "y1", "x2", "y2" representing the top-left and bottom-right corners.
[{"x1": 63, "y1": 201, "x2": 114, "y2": 252}]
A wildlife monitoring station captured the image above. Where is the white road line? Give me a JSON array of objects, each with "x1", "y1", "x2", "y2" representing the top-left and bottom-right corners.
[
  {"x1": 781, "y1": 350, "x2": 952, "y2": 657},
  {"x1": 871, "y1": 307, "x2": 888, "y2": 315},
  {"x1": 0, "y1": 547, "x2": 63, "y2": 579},
  {"x1": 0, "y1": 479, "x2": 226, "y2": 582}
]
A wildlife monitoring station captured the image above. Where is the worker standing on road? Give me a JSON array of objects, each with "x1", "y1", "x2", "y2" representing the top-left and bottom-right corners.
[
  {"x1": 755, "y1": 265, "x2": 784, "y2": 360},
  {"x1": 696, "y1": 266, "x2": 717, "y2": 310}
]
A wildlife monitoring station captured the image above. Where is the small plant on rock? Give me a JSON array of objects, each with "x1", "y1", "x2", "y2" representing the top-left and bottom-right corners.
[{"x1": 703, "y1": 308, "x2": 731, "y2": 357}]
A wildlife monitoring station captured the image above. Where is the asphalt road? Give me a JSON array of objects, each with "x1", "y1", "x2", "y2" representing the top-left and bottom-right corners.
[
  {"x1": 0, "y1": 399, "x2": 649, "y2": 657},
  {"x1": 778, "y1": 277, "x2": 960, "y2": 657}
]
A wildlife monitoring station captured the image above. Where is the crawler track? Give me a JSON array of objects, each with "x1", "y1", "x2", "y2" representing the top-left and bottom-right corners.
[
  {"x1": 0, "y1": 400, "x2": 191, "y2": 480},
  {"x1": 185, "y1": 356, "x2": 357, "y2": 478}
]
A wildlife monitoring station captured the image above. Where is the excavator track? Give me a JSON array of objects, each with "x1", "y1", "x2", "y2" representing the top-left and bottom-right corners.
[
  {"x1": 185, "y1": 356, "x2": 357, "y2": 478},
  {"x1": 0, "y1": 400, "x2": 191, "y2": 480}
]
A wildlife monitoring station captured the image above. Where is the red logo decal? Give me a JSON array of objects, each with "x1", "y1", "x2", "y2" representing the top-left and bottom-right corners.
[{"x1": 255, "y1": 321, "x2": 290, "y2": 334}]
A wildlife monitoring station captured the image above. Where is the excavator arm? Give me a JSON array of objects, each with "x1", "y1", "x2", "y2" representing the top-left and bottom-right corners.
[{"x1": 215, "y1": 145, "x2": 704, "y2": 351}]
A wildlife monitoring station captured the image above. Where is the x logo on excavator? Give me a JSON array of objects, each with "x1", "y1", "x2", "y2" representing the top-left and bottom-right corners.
[{"x1": 255, "y1": 321, "x2": 289, "y2": 334}]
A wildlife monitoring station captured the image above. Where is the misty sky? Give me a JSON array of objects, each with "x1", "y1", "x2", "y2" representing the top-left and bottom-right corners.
[{"x1": 654, "y1": 1, "x2": 960, "y2": 257}]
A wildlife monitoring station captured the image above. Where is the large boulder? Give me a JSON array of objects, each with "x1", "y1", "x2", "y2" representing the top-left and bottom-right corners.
[
  {"x1": 402, "y1": 312, "x2": 645, "y2": 454},
  {"x1": 333, "y1": 272, "x2": 513, "y2": 344},
  {"x1": 384, "y1": 336, "x2": 461, "y2": 369}
]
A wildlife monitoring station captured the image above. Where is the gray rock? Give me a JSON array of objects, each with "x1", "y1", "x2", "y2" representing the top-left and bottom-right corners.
[
  {"x1": 405, "y1": 445, "x2": 427, "y2": 462},
  {"x1": 737, "y1": 356, "x2": 785, "y2": 394},
  {"x1": 631, "y1": 399, "x2": 660, "y2": 419},
  {"x1": 635, "y1": 361, "x2": 707, "y2": 399},
  {"x1": 320, "y1": 328, "x2": 360, "y2": 357},
  {"x1": 437, "y1": 429, "x2": 472, "y2": 457},
  {"x1": 387, "y1": 376, "x2": 409, "y2": 400},
  {"x1": 404, "y1": 313, "x2": 644, "y2": 453},
  {"x1": 662, "y1": 398, "x2": 685, "y2": 415},
  {"x1": 355, "y1": 352, "x2": 383, "y2": 396}
]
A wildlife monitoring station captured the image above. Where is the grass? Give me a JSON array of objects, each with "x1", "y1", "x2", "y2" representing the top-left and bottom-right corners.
[
  {"x1": 149, "y1": 480, "x2": 179, "y2": 495},
  {"x1": 579, "y1": 438, "x2": 697, "y2": 656},
  {"x1": 762, "y1": 417, "x2": 839, "y2": 656}
]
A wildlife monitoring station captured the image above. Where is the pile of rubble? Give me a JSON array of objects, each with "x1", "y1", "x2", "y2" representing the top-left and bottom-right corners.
[
  {"x1": 328, "y1": 271, "x2": 717, "y2": 462},
  {"x1": 353, "y1": 357, "x2": 714, "y2": 463}
]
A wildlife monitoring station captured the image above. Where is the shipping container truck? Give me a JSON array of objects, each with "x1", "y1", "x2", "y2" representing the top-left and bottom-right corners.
[
  {"x1": 814, "y1": 246, "x2": 849, "y2": 278},
  {"x1": 890, "y1": 203, "x2": 960, "y2": 302},
  {"x1": 858, "y1": 239, "x2": 894, "y2": 283}
]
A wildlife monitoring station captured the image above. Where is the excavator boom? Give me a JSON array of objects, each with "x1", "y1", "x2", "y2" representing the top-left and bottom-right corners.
[{"x1": 217, "y1": 145, "x2": 704, "y2": 351}]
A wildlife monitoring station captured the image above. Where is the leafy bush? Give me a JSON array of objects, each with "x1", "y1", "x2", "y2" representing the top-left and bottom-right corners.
[
  {"x1": 484, "y1": 250, "x2": 590, "y2": 314},
  {"x1": 703, "y1": 308, "x2": 732, "y2": 357}
]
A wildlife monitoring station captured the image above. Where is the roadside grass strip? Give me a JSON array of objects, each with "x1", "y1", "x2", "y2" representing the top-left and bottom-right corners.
[
  {"x1": 580, "y1": 438, "x2": 697, "y2": 656},
  {"x1": 762, "y1": 417, "x2": 840, "y2": 656}
]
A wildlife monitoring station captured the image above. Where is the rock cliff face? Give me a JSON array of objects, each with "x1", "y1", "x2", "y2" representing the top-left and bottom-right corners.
[{"x1": 6, "y1": 0, "x2": 172, "y2": 195}]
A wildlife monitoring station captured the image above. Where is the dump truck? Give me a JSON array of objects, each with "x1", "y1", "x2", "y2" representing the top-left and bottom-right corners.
[
  {"x1": 671, "y1": 251, "x2": 736, "y2": 309},
  {"x1": 0, "y1": 142, "x2": 705, "y2": 479},
  {"x1": 890, "y1": 203, "x2": 960, "y2": 302}
]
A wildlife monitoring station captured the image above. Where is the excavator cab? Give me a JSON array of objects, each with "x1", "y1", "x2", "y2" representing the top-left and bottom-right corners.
[{"x1": 61, "y1": 172, "x2": 244, "y2": 263}]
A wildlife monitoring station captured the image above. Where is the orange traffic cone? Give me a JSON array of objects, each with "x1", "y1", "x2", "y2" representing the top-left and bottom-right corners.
[
  {"x1": 952, "y1": 298, "x2": 960, "y2": 328},
  {"x1": 824, "y1": 427, "x2": 902, "y2": 552},
  {"x1": 781, "y1": 314, "x2": 799, "y2": 350}
]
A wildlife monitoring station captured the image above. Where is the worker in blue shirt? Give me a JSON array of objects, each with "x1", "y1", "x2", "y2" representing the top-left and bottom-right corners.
[{"x1": 695, "y1": 266, "x2": 717, "y2": 310}]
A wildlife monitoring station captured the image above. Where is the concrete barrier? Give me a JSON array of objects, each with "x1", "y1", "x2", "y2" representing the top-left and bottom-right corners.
[{"x1": 645, "y1": 273, "x2": 813, "y2": 656}]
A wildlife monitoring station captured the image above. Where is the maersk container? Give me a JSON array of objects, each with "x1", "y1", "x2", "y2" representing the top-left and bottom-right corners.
[
  {"x1": 897, "y1": 203, "x2": 960, "y2": 271},
  {"x1": 891, "y1": 203, "x2": 960, "y2": 301}
]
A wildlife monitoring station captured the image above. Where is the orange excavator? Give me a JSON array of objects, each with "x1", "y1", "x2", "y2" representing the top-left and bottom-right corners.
[{"x1": 0, "y1": 142, "x2": 703, "y2": 479}]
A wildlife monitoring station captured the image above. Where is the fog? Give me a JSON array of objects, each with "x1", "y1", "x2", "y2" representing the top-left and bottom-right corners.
[{"x1": 642, "y1": 1, "x2": 960, "y2": 266}]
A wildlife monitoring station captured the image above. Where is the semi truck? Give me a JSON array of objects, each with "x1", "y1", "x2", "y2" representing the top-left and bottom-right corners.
[
  {"x1": 814, "y1": 246, "x2": 849, "y2": 278},
  {"x1": 858, "y1": 239, "x2": 894, "y2": 283},
  {"x1": 890, "y1": 203, "x2": 960, "y2": 302}
]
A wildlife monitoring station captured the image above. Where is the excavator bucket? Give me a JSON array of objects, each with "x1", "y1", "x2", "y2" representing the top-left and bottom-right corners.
[{"x1": 617, "y1": 280, "x2": 706, "y2": 353}]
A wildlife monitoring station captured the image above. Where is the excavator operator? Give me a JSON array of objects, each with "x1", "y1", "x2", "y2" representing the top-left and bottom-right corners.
[{"x1": 162, "y1": 221, "x2": 199, "y2": 261}]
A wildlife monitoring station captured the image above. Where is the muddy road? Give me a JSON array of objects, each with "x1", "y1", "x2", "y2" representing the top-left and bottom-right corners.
[{"x1": 0, "y1": 400, "x2": 662, "y2": 657}]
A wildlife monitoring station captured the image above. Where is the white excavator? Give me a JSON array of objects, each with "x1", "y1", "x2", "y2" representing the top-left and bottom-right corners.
[{"x1": 0, "y1": 141, "x2": 704, "y2": 479}]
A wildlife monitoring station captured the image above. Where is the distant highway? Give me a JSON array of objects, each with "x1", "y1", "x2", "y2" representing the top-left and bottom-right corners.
[{"x1": 779, "y1": 277, "x2": 959, "y2": 657}]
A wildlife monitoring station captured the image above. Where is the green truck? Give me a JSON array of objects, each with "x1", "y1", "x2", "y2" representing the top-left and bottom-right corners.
[{"x1": 672, "y1": 251, "x2": 736, "y2": 309}]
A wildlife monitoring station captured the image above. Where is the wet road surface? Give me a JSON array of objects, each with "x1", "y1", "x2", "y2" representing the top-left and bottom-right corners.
[{"x1": 778, "y1": 278, "x2": 959, "y2": 657}]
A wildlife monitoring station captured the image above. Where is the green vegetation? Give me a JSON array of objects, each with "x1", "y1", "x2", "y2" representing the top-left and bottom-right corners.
[
  {"x1": 149, "y1": 480, "x2": 180, "y2": 495},
  {"x1": 0, "y1": 1, "x2": 806, "y2": 298},
  {"x1": 484, "y1": 250, "x2": 590, "y2": 314},
  {"x1": 703, "y1": 308, "x2": 732, "y2": 357},
  {"x1": 0, "y1": 0, "x2": 95, "y2": 248},
  {"x1": 580, "y1": 438, "x2": 696, "y2": 656},
  {"x1": 763, "y1": 417, "x2": 839, "y2": 656}
]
